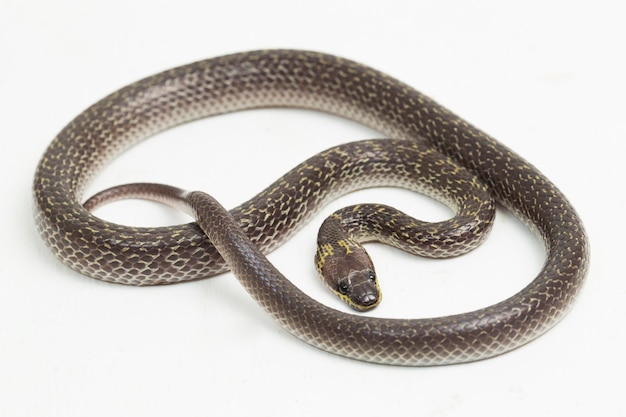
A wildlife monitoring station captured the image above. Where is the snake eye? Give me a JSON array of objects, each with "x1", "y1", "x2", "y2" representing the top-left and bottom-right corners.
[
  {"x1": 368, "y1": 271, "x2": 376, "y2": 282},
  {"x1": 338, "y1": 281, "x2": 349, "y2": 294}
]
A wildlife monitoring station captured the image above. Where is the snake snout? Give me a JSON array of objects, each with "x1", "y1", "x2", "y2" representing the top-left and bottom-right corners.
[{"x1": 346, "y1": 270, "x2": 381, "y2": 311}]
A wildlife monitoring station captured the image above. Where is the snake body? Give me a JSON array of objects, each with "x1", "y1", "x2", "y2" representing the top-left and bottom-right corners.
[{"x1": 33, "y1": 50, "x2": 589, "y2": 365}]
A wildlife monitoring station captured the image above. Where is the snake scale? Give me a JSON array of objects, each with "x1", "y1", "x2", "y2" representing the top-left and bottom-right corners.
[{"x1": 33, "y1": 50, "x2": 589, "y2": 365}]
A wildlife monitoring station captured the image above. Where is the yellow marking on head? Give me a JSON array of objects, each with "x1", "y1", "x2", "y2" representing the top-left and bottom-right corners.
[
  {"x1": 315, "y1": 243, "x2": 334, "y2": 270},
  {"x1": 337, "y1": 239, "x2": 354, "y2": 254},
  {"x1": 334, "y1": 291, "x2": 353, "y2": 306}
]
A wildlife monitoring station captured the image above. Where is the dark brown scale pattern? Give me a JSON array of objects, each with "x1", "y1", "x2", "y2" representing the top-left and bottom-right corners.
[{"x1": 33, "y1": 50, "x2": 589, "y2": 365}]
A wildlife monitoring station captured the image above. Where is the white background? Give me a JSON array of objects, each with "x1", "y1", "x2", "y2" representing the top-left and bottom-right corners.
[{"x1": 1, "y1": 1, "x2": 623, "y2": 416}]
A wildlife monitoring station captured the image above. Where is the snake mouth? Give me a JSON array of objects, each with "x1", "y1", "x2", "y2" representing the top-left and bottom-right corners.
[{"x1": 349, "y1": 290, "x2": 381, "y2": 311}]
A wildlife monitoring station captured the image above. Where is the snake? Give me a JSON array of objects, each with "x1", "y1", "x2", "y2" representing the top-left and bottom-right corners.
[{"x1": 33, "y1": 50, "x2": 589, "y2": 366}]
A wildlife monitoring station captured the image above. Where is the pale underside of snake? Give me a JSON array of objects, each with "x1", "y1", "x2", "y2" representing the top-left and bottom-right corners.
[{"x1": 33, "y1": 50, "x2": 589, "y2": 366}]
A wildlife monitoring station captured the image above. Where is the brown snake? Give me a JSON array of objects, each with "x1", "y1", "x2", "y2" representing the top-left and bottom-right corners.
[{"x1": 33, "y1": 50, "x2": 589, "y2": 365}]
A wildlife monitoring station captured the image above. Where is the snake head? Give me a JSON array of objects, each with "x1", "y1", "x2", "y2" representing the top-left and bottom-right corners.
[{"x1": 315, "y1": 239, "x2": 381, "y2": 311}]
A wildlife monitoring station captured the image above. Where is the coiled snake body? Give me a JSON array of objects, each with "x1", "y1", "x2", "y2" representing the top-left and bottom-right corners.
[{"x1": 33, "y1": 50, "x2": 589, "y2": 365}]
